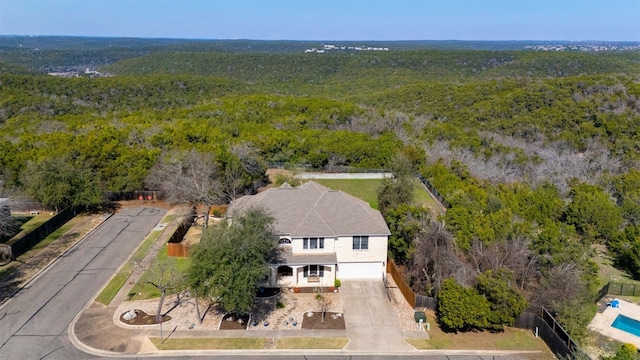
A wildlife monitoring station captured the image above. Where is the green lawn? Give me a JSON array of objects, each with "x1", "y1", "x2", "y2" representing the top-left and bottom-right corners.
[
  {"x1": 411, "y1": 178, "x2": 444, "y2": 215},
  {"x1": 127, "y1": 247, "x2": 191, "y2": 301},
  {"x1": 312, "y1": 179, "x2": 383, "y2": 209},
  {"x1": 311, "y1": 178, "x2": 441, "y2": 215},
  {"x1": 151, "y1": 337, "x2": 265, "y2": 350},
  {"x1": 276, "y1": 337, "x2": 348, "y2": 349},
  {"x1": 95, "y1": 215, "x2": 174, "y2": 305},
  {"x1": 29, "y1": 215, "x2": 86, "y2": 253},
  {"x1": 407, "y1": 326, "x2": 554, "y2": 358},
  {"x1": 2, "y1": 214, "x2": 54, "y2": 242}
]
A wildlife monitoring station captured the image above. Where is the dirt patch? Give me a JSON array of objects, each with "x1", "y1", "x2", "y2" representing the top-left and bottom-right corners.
[{"x1": 301, "y1": 311, "x2": 345, "y2": 330}]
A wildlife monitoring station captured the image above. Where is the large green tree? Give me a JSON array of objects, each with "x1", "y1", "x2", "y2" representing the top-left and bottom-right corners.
[
  {"x1": 475, "y1": 269, "x2": 527, "y2": 328},
  {"x1": 20, "y1": 157, "x2": 103, "y2": 211},
  {"x1": 187, "y1": 207, "x2": 279, "y2": 315},
  {"x1": 564, "y1": 183, "x2": 623, "y2": 243}
]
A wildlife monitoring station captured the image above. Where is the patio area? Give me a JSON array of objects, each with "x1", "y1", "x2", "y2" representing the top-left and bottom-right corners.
[{"x1": 588, "y1": 297, "x2": 640, "y2": 348}]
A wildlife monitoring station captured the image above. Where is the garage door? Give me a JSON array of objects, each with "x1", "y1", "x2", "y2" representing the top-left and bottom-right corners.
[{"x1": 338, "y1": 262, "x2": 383, "y2": 280}]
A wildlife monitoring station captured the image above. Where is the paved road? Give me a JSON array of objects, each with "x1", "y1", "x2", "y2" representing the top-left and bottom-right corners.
[{"x1": 0, "y1": 207, "x2": 166, "y2": 360}]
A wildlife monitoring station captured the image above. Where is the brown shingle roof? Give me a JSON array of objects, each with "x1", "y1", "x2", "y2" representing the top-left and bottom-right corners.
[{"x1": 228, "y1": 181, "x2": 390, "y2": 237}]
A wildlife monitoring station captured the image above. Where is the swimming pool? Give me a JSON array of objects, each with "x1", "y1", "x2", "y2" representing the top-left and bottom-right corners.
[{"x1": 612, "y1": 315, "x2": 640, "y2": 337}]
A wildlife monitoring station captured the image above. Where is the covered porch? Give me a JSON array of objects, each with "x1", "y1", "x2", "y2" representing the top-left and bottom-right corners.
[{"x1": 268, "y1": 253, "x2": 337, "y2": 288}]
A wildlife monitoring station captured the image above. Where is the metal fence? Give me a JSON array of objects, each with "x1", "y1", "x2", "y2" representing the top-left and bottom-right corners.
[
  {"x1": 417, "y1": 175, "x2": 451, "y2": 209},
  {"x1": 599, "y1": 281, "x2": 640, "y2": 299}
]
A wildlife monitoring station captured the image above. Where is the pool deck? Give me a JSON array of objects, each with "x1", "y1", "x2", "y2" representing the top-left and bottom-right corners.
[{"x1": 589, "y1": 298, "x2": 640, "y2": 347}]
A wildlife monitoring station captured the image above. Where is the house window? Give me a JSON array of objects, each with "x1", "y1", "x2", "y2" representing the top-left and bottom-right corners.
[
  {"x1": 352, "y1": 236, "x2": 369, "y2": 250},
  {"x1": 303, "y1": 237, "x2": 324, "y2": 250},
  {"x1": 303, "y1": 265, "x2": 325, "y2": 277}
]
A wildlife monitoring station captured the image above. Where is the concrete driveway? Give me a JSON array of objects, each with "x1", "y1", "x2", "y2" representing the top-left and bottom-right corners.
[{"x1": 341, "y1": 280, "x2": 414, "y2": 353}]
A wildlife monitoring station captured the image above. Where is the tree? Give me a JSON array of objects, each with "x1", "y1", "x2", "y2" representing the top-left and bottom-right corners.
[
  {"x1": 385, "y1": 204, "x2": 432, "y2": 264},
  {"x1": 410, "y1": 216, "x2": 474, "y2": 296},
  {"x1": 146, "y1": 150, "x2": 222, "y2": 227},
  {"x1": 315, "y1": 287, "x2": 334, "y2": 323},
  {"x1": 187, "y1": 207, "x2": 279, "y2": 315},
  {"x1": 377, "y1": 152, "x2": 415, "y2": 217},
  {"x1": 475, "y1": 269, "x2": 527, "y2": 329},
  {"x1": 609, "y1": 225, "x2": 640, "y2": 280},
  {"x1": 602, "y1": 343, "x2": 639, "y2": 360},
  {"x1": 564, "y1": 183, "x2": 623, "y2": 243},
  {"x1": 0, "y1": 201, "x2": 17, "y2": 239},
  {"x1": 140, "y1": 256, "x2": 185, "y2": 323},
  {"x1": 20, "y1": 157, "x2": 103, "y2": 212}
]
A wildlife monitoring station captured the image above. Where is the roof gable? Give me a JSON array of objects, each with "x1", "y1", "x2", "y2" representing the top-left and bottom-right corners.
[{"x1": 228, "y1": 181, "x2": 390, "y2": 237}]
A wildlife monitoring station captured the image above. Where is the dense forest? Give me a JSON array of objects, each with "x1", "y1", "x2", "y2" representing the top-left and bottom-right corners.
[{"x1": 1, "y1": 37, "x2": 640, "y2": 344}]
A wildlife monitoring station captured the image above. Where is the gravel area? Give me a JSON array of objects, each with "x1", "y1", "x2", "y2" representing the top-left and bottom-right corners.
[
  {"x1": 115, "y1": 289, "x2": 345, "y2": 331},
  {"x1": 386, "y1": 275, "x2": 426, "y2": 332},
  {"x1": 114, "y1": 279, "x2": 420, "y2": 332}
]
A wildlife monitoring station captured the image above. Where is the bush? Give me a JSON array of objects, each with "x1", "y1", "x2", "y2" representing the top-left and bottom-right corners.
[
  {"x1": 334, "y1": 279, "x2": 341, "y2": 288},
  {"x1": 437, "y1": 278, "x2": 491, "y2": 332}
]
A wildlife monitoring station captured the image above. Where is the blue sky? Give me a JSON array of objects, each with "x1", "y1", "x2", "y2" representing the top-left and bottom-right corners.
[{"x1": 1, "y1": 0, "x2": 638, "y2": 41}]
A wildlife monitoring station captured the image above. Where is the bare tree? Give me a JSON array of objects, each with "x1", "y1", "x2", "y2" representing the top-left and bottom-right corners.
[
  {"x1": 424, "y1": 136, "x2": 622, "y2": 194},
  {"x1": 529, "y1": 263, "x2": 588, "y2": 312},
  {"x1": 0, "y1": 184, "x2": 20, "y2": 239},
  {"x1": 219, "y1": 143, "x2": 267, "y2": 203},
  {"x1": 409, "y1": 217, "x2": 474, "y2": 295},
  {"x1": 315, "y1": 287, "x2": 335, "y2": 323},
  {"x1": 466, "y1": 238, "x2": 541, "y2": 291},
  {"x1": 146, "y1": 150, "x2": 222, "y2": 227},
  {"x1": 0, "y1": 202, "x2": 16, "y2": 239}
]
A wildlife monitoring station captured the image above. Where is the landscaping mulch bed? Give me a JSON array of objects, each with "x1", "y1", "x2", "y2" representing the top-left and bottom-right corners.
[
  {"x1": 301, "y1": 311, "x2": 345, "y2": 330},
  {"x1": 119, "y1": 309, "x2": 171, "y2": 325},
  {"x1": 219, "y1": 313, "x2": 251, "y2": 330}
]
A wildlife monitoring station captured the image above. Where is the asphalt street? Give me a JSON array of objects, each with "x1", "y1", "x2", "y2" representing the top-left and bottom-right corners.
[{"x1": 0, "y1": 207, "x2": 166, "y2": 360}]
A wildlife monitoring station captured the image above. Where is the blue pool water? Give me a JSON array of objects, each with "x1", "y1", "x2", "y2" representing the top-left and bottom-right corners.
[{"x1": 612, "y1": 315, "x2": 640, "y2": 337}]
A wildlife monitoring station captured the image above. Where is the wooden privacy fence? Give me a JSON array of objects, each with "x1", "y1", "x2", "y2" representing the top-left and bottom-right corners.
[
  {"x1": 387, "y1": 258, "x2": 438, "y2": 309},
  {"x1": 387, "y1": 259, "x2": 416, "y2": 308},
  {"x1": 167, "y1": 209, "x2": 197, "y2": 257}
]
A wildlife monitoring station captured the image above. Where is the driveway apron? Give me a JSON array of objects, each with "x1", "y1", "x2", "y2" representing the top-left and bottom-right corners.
[{"x1": 340, "y1": 280, "x2": 414, "y2": 352}]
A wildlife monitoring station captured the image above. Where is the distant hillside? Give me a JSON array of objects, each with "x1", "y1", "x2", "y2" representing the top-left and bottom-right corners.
[
  {"x1": 102, "y1": 50, "x2": 640, "y2": 97},
  {"x1": 2, "y1": 36, "x2": 638, "y2": 74}
]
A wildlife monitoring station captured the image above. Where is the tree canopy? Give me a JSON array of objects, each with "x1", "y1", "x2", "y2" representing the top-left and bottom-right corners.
[{"x1": 187, "y1": 207, "x2": 279, "y2": 315}]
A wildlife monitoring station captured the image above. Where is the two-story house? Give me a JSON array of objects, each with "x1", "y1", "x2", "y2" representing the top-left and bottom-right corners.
[{"x1": 227, "y1": 181, "x2": 390, "y2": 287}]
